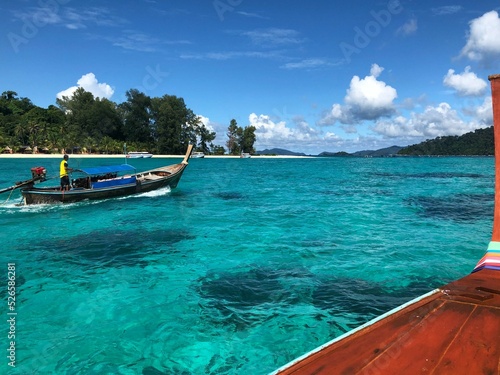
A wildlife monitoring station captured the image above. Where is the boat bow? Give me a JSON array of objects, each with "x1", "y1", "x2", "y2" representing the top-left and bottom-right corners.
[{"x1": 271, "y1": 76, "x2": 500, "y2": 375}]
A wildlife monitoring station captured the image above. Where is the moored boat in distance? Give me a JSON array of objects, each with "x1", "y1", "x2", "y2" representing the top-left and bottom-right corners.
[
  {"x1": 1, "y1": 145, "x2": 193, "y2": 205},
  {"x1": 126, "y1": 151, "x2": 153, "y2": 158},
  {"x1": 191, "y1": 151, "x2": 205, "y2": 158},
  {"x1": 271, "y1": 76, "x2": 500, "y2": 374},
  {"x1": 240, "y1": 152, "x2": 251, "y2": 158}
]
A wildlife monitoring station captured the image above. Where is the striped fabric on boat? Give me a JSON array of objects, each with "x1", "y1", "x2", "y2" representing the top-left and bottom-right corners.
[{"x1": 473, "y1": 241, "x2": 500, "y2": 272}]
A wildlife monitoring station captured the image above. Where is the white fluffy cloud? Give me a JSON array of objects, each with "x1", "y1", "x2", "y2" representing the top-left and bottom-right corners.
[
  {"x1": 248, "y1": 113, "x2": 322, "y2": 150},
  {"x1": 463, "y1": 97, "x2": 493, "y2": 125},
  {"x1": 461, "y1": 10, "x2": 500, "y2": 63},
  {"x1": 373, "y1": 101, "x2": 491, "y2": 141},
  {"x1": 213, "y1": 94, "x2": 491, "y2": 154},
  {"x1": 56, "y1": 73, "x2": 114, "y2": 100},
  {"x1": 197, "y1": 115, "x2": 215, "y2": 132},
  {"x1": 249, "y1": 113, "x2": 293, "y2": 142},
  {"x1": 321, "y1": 64, "x2": 397, "y2": 125},
  {"x1": 197, "y1": 114, "x2": 231, "y2": 148},
  {"x1": 443, "y1": 66, "x2": 487, "y2": 96}
]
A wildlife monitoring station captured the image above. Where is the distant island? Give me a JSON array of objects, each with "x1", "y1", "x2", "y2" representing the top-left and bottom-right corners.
[
  {"x1": 397, "y1": 126, "x2": 493, "y2": 156},
  {"x1": 318, "y1": 145, "x2": 403, "y2": 157},
  {"x1": 258, "y1": 127, "x2": 494, "y2": 157},
  {"x1": 255, "y1": 148, "x2": 308, "y2": 156}
]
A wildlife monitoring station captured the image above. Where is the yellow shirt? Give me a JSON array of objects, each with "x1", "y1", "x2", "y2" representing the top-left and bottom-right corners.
[{"x1": 60, "y1": 159, "x2": 68, "y2": 178}]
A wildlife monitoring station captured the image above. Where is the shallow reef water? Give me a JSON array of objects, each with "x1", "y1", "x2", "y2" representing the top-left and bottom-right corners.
[{"x1": 0, "y1": 156, "x2": 494, "y2": 374}]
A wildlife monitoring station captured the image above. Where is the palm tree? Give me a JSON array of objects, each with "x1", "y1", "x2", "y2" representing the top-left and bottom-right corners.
[
  {"x1": 99, "y1": 136, "x2": 113, "y2": 154},
  {"x1": 14, "y1": 122, "x2": 28, "y2": 147}
]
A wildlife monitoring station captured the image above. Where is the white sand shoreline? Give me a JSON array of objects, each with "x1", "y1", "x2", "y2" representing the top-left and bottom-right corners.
[{"x1": 0, "y1": 154, "x2": 313, "y2": 159}]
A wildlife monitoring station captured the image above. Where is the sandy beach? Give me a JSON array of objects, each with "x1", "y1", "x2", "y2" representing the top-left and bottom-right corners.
[{"x1": 0, "y1": 153, "x2": 313, "y2": 159}]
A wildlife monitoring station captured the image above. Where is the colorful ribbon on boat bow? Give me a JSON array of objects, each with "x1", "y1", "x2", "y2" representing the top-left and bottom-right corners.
[{"x1": 473, "y1": 241, "x2": 500, "y2": 272}]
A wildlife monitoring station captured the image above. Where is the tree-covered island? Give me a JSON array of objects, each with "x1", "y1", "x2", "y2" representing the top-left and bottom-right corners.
[{"x1": 0, "y1": 89, "x2": 256, "y2": 156}]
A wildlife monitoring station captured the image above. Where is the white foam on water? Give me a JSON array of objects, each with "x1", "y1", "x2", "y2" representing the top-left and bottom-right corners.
[
  {"x1": 0, "y1": 186, "x2": 172, "y2": 211},
  {"x1": 0, "y1": 200, "x2": 78, "y2": 213},
  {"x1": 128, "y1": 186, "x2": 172, "y2": 199}
]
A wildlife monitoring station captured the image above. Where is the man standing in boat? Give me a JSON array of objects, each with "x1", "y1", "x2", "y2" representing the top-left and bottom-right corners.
[{"x1": 60, "y1": 154, "x2": 73, "y2": 191}]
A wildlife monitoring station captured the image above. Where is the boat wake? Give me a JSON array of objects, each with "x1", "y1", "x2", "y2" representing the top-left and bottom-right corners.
[
  {"x1": 118, "y1": 186, "x2": 172, "y2": 200},
  {"x1": 134, "y1": 186, "x2": 172, "y2": 198},
  {"x1": 0, "y1": 200, "x2": 78, "y2": 213},
  {"x1": 0, "y1": 186, "x2": 172, "y2": 211},
  {"x1": 0, "y1": 202, "x2": 24, "y2": 213}
]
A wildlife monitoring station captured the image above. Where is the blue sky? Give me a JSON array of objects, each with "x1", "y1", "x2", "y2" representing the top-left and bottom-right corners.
[{"x1": 1, "y1": 0, "x2": 500, "y2": 154}]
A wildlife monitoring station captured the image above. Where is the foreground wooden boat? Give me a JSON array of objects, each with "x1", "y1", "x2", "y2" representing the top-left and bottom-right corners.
[
  {"x1": 2, "y1": 145, "x2": 193, "y2": 205},
  {"x1": 272, "y1": 76, "x2": 500, "y2": 375},
  {"x1": 273, "y1": 268, "x2": 500, "y2": 375}
]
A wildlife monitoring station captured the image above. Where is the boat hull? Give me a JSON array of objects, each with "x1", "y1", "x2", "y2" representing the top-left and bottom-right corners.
[
  {"x1": 273, "y1": 268, "x2": 500, "y2": 375},
  {"x1": 21, "y1": 163, "x2": 187, "y2": 205}
]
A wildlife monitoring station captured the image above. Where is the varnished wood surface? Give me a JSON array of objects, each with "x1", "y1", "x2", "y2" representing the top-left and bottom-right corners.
[{"x1": 274, "y1": 269, "x2": 500, "y2": 375}]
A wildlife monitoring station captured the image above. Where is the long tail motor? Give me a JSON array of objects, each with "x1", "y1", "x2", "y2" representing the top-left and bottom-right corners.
[{"x1": 0, "y1": 166, "x2": 47, "y2": 195}]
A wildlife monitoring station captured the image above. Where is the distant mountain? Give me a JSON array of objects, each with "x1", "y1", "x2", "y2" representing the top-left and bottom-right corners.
[
  {"x1": 398, "y1": 127, "x2": 493, "y2": 156},
  {"x1": 258, "y1": 146, "x2": 402, "y2": 157},
  {"x1": 259, "y1": 127, "x2": 493, "y2": 158},
  {"x1": 352, "y1": 145, "x2": 403, "y2": 157},
  {"x1": 318, "y1": 146, "x2": 402, "y2": 157},
  {"x1": 255, "y1": 148, "x2": 307, "y2": 156},
  {"x1": 317, "y1": 151, "x2": 353, "y2": 157}
]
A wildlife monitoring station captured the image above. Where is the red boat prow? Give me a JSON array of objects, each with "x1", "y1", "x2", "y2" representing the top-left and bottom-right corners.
[
  {"x1": 272, "y1": 76, "x2": 500, "y2": 375},
  {"x1": 490, "y1": 74, "x2": 500, "y2": 242}
]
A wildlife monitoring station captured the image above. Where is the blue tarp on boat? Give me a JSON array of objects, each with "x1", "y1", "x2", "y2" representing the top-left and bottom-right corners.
[
  {"x1": 79, "y1": 164, "x2": 136, "y2": 175},
  {"x1": 92, "y1": 176, "x2": 137, "y2": 189}
]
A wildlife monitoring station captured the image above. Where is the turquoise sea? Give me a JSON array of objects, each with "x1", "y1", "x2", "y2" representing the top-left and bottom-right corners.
[{"x1": 0, "y1": 156, "x2": 495, "y2": 374}]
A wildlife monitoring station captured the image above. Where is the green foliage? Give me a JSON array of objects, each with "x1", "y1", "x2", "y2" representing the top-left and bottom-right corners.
[
  {"x1": 197, "y1": 124, "x2": 216, "y2": 154},
  {"x1": 56, "y1": 88, "x2": 123, "y2": 142},
  {"x1": 119, "y1": 89, "x2": 153, "y2": 143},
  {"x1": 211, "y1": 145, "x2": 226, "y2": 155},
  {"x1": 398, "y1": 127, "x2": 494, "y2": 156},
  {"x1": 226, "y1": 119, "x2": 240, "y2": 155},
  {"x1": 0, "y1": 88, "x2": 225, "y2": 155},
  {"x1": 241, "y1": 125, "x2": 256, "y2": 154},
  {"x1": 226, "y1": 119, "x2": 256, "y2": 155},
  {"x1": 150, "y1": 94, "x2": 199, "y2": 154}
]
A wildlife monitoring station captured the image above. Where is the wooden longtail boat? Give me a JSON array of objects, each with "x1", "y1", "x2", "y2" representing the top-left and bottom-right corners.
[
  {"x1": 1, "y1": 145, "x2": 193, "y2": 205},
  {"x1": 271, "y1": 77, "x2": 500, "y2": 374}
]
